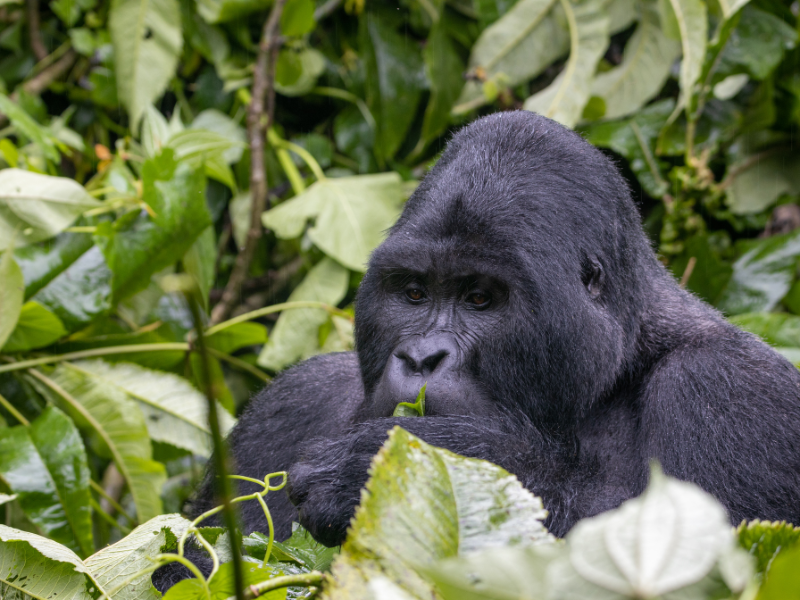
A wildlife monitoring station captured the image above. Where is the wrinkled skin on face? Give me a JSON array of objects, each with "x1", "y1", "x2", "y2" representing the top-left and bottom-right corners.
[{"x1": 152, "y1": 111, "x2": 800, "y2": 592}]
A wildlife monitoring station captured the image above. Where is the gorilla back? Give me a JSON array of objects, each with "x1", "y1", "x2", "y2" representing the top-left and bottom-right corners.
[{"x1": 153, "y1": 111, "x2": 800, "y2": 590}]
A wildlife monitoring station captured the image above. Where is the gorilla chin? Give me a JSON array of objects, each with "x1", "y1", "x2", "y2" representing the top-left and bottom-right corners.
[{"x1": 152, "y1": 110, "x2": 800, "y2": 592}]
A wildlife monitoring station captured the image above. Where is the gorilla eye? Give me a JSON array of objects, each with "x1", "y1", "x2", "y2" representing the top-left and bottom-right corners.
[
  {"x1": 466, "y1": 292, "x2": 491, "y2": 308},
  {"x1": 406, "y1": 288, "x2": 425, "y2": 303}
]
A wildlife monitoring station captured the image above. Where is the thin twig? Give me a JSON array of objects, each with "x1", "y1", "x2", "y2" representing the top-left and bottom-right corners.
[
  {"x1": 26, "y1": 0, "x2": 48, "y2": 61},
  {"x1": 210, "y1": 0, "x2": 287, "y2": 326},
  {"x1": 314, "y1": 0, "x2": 342, "y2": 20}
]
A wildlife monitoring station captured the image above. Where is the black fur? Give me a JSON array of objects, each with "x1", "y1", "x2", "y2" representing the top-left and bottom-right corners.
[{"x1": 153, "y1": 111, "x2": 800, "y2": 591}]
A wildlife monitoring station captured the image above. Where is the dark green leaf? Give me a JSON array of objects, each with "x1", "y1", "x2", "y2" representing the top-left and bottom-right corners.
[
  {"x1": 94, "y1": 150, "x2": 211, "y2": 302},
  {"x1": 182, "y1": 226, "x2": 216, "y2": 312},
  {"x1": 2, "y1": 301, "x2": 67, "y2": 352},
  {"x1": 205, "y1": 321, "x2": 268, "y2": 355},
  {"x1": 266, "y1": 523, "x2": 338, "y2": 571},
  {"x1": 420, "y1": 18, "x2": 465, "y2": 144},
  {"x1": 32, "y1": 246, "x2": 113, "y2": 331},
  {"x1": 0, "y1": 95, "x2": 59, "y2": 162},
  {"x1": 717, "y1": 231, "x2": 800, "y2": 315},
  {"x1": 0, "y1": 407, "x2": 93, "y2": 556},
  {"x1": 274, "y1": 47, "x2": 326, "y2": 97},
  {"x1": 163, "y1": 562, "x2": 287, "y2": 600},
  {"x1": 669, "y1": 235, "x2": 733, "y2": 306},
  {"x1": 362, "y1": 12, "x2": 427, "y2": 160},
  {"x1": 13, "y1": 232, "x2": 93, "y2": 299}
]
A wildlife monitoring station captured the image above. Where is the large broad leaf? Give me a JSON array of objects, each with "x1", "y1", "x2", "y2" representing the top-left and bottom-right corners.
[
  {"x1": 589, "y1": 1, "x2": 680, "y2": 121},
  {"x1": 0, "y1": 407, "x2": 93, "y2": 557},
  {"x1": 717, "y1": 231, "x2": 800, "y2": 315},
  {"x1": 758, "y1": 546, "x2": 800, "y2": 600},
  {"x1": 0, "y1": 169, "x2": 100, "y2": 251},
  {"x1": 31, "y1": 246, "x2": 113, "y2": 331},
  {"x1": 257, "y1": 258, "x2": 349, "y2": 371},
  {"x1": 0, "y1": 525, "x2": 106, "y2": 599},
  {"x1": 197, "y1": 0, "x2": 271, "y2": 23},
  {"x1": 725, "y1": 153, "x2": 800, "y2": 215},
  {"x1": 109, "y1": 0, "x2": 182, "y2": 129},
  {"x1": 94, "y1": 151, "x2": 211, "y2": 302},
  {"x1": 0, "y1": 247, "x2": 23, "y2": 349},
  {"x1": 661, "y1": 0, "x2": 707, "y2": 117},
  {"x1": 29, "y1": 363, "x2": 166, "y2": 523},
  {"x1": 362, "y1": 12, "x2": 427, "y2": 160},
  {"x1": 68, "y1": 360, "x2": 235, "y2": 458},
  {"x1": 580, "y1": 99, "x2": 674, "y2": 197},
  {"x1": 13, "y1": 231, "x2": 93, "y2": 299},
  {"x1": 453, "y1": 0, "x2": 565, "y2": 114},
  {"x1": 548, "y1": 467, "x2": 750, "y2": 599},
  {"x1": 2, "y1": 301, "x2": 67, "y2": 352},
  {"x1": 323, "y1": 428, "x2": 552, "y2": 599},
  {"x1": 85, "y1": 514, "x2": 191, "y2": 600},
  {"x1": 523, "y1": 0, "x2": 610, "y2": 128},
  {"x1": 262, "y1": 172, "x2": 405, "y2": 271}
]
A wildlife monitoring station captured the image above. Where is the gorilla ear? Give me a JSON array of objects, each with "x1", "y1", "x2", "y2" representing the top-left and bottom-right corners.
[{"x1": 581, "y1": 257, "x2": 604, "y2": 298}]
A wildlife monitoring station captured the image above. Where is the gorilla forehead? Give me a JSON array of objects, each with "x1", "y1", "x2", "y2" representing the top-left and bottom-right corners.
[{"x1": 381, "y1": 111, "x2": 635, "y2": 267}]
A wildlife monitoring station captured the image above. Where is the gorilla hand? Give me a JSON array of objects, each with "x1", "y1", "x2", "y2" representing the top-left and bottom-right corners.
[{"x1": 287, "y1": 416, "x2": 542, "y2": 546}]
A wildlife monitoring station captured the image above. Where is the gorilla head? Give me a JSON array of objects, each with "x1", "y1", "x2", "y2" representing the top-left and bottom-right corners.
[{"x1": 356, "y1": 111, "x2": 657, "y2": 427}]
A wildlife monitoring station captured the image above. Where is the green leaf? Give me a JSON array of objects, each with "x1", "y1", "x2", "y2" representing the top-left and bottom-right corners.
[
  {"x1": 13, "y1": 231, "x2": 93, "y2": 299},
  {"x1": 0, "y1": 246, "x2": 23, "y2": 350},
  {"x1": 589, "y1": 1, "x2": 680, "y2": 121},
  {"x1": 29, "y1": 363, "x2": 166, "y2": 523},
  {"x1": 425, "y1": 545, "x2": 560, "y2": 600},
  {"x1": 191, "y1": 109, "x2": 247, "y2": 163},
  {"x1": 251, "y1": 523, "x2": 338, "y2": 571},
  {"x1": 0, "y1": 169, "x2": 101, "y2": 251},
  {"x1": 324, "y1": 428, "x2": 552, "y2": 599},
  {"x1": 523, "y1": 0, "x2": 609, "y2": 128},
  {"x1": 0, "y1": 407, "x2": 93, "y2": 556},
  {"x1": 109, "y1": 0, "x2": 183, "y2": 129},
  {"x1": 205, "y1": 321, "x2": 268, "y2": 355},
  {"x1": 717, "y1": 0, "x2": 750, "y2": 20},
  {"x1": 197, "y1": 0, "x2": 271, "y2": 23},
  {"x1": 453, "y1": 0, "x2": 565, "y2": 114},
  {"x1": 725, "y1": 153, "x2": 800, "y2": 215},
  {"x1": 167, "y1": 129, "x2": 239, "y2": 165},
  {"x1": 163, "y1": 562, "x2": 287, "y2": 600},
  {"x1": 737, "y1": 520, "x2": 800, "y2": 576},
  {"x1": 717, "y1": 231, "x2": 800, "y2": 315},
  {"x1": 94, "y1": 152, "x2": 212, "y2": 302},
  {"x1": 548, "y1": 466, "x2": 751, "y2": 599},
  {"x1": 729, "y1": 312, "x2": 800, "y2": 348},
  {"x1": 2, "y1": 301, "x2": 67, "y2": 352},
  {"x1": 0, "y1": 95, "x2": 60, "y2": 162},
  {"x1": 393, "y1": 383, "x2": 426, "y2": 417},
  {"x1": 257, "y1": 258, "x2": 349, "y2": 371},
  {"x1": 362, "y1": 12, "x2": 427, "y2": 159},
  {"x1": 757, "y1": 545, "x2": 800, "y2": 600},
  {"x1": 420, "y1": 17, "x2": 465, "y2": 144},
  {"x1": 182, "y1": 226, "x2": 216, "y2": 312},
  {"x1": 70, "y1": 359, "x2": 235, "y2": 457},
  {"x1": 579, "y1": 99, "x2": 674, "y2": 197},
  {"x1": 261, "y1": 172, "x2": 405, "y2": 272},
  {"x1": 669, "y1": 234, "x2": 732, "y2": 305},
  {"x1": 281, "y1": 0, "x2": 315, "y2": 36},
  {"x1": 661, "y1": 0, "x2": 707, "y2": 118},
  {"x1": 275, "y1": 47, "x2": 326, "y2": 97},
  {"x1": 31, "y1": 246, "x2": 113, "y2": 331},
  {"x1": 0, "y1": 524, "x2": 105, "y2": 599},
  {"x1": 85, "y1": 514, "x2": 191, "y2": 600}
]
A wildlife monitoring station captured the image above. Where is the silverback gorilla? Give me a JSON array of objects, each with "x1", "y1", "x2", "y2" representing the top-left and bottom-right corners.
[{"x1": 154, "y1": 110, "x2": 800, "y2": 590}]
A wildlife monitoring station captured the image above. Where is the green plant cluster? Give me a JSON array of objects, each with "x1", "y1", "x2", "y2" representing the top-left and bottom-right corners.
[{"x1": 1, "y1": 0, "x2": 800, "y2": 596}]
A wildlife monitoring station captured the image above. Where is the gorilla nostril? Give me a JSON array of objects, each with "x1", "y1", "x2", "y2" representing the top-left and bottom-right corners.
[{"x1": 421, "y1": 350, "x2": 448, "y2": 376}]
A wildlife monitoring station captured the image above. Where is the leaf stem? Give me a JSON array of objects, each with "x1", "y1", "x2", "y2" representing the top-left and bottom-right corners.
[
  {"x1": 0, "y1": 391, "x2": 30, "y2": 425},
  {"x1": 0, "y1": 343, "x2": 189, "y2": 374},
  {"x1": 236, "y1": 572, "x2": 327, "y2": 600},
  {"x1": 205, "y1": 301, "x2": 352, "y2": 337}
]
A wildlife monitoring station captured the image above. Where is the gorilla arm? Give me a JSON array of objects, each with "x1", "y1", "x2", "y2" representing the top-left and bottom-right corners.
[{"x1": 286, "y1": 414, "x2": 588, "y2": 546}]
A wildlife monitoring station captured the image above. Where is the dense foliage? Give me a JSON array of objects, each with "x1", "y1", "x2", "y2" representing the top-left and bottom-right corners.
[{"x1": 1, "y1": 0, "x2": 800, "y2": 596}]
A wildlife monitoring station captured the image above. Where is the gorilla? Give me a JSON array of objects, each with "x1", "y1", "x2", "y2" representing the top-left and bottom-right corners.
[{"x1": 154, "y1": 110, "x2": 800, "y2": 589}]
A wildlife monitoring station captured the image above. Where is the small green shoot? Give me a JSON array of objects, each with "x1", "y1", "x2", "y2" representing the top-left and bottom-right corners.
[{"x1": 393, "y1": 383, "x2": 426, "y2": 417}]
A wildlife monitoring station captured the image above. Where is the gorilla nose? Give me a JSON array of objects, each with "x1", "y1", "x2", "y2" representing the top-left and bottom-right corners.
[{"x1": 394, "y1": 335, "x2": 457, "y2": 377}]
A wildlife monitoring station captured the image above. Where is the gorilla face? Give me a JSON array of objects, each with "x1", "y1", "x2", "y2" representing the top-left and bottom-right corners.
[{"x1": 355, "y1": 112, "x2": 652, "y2": 427}]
